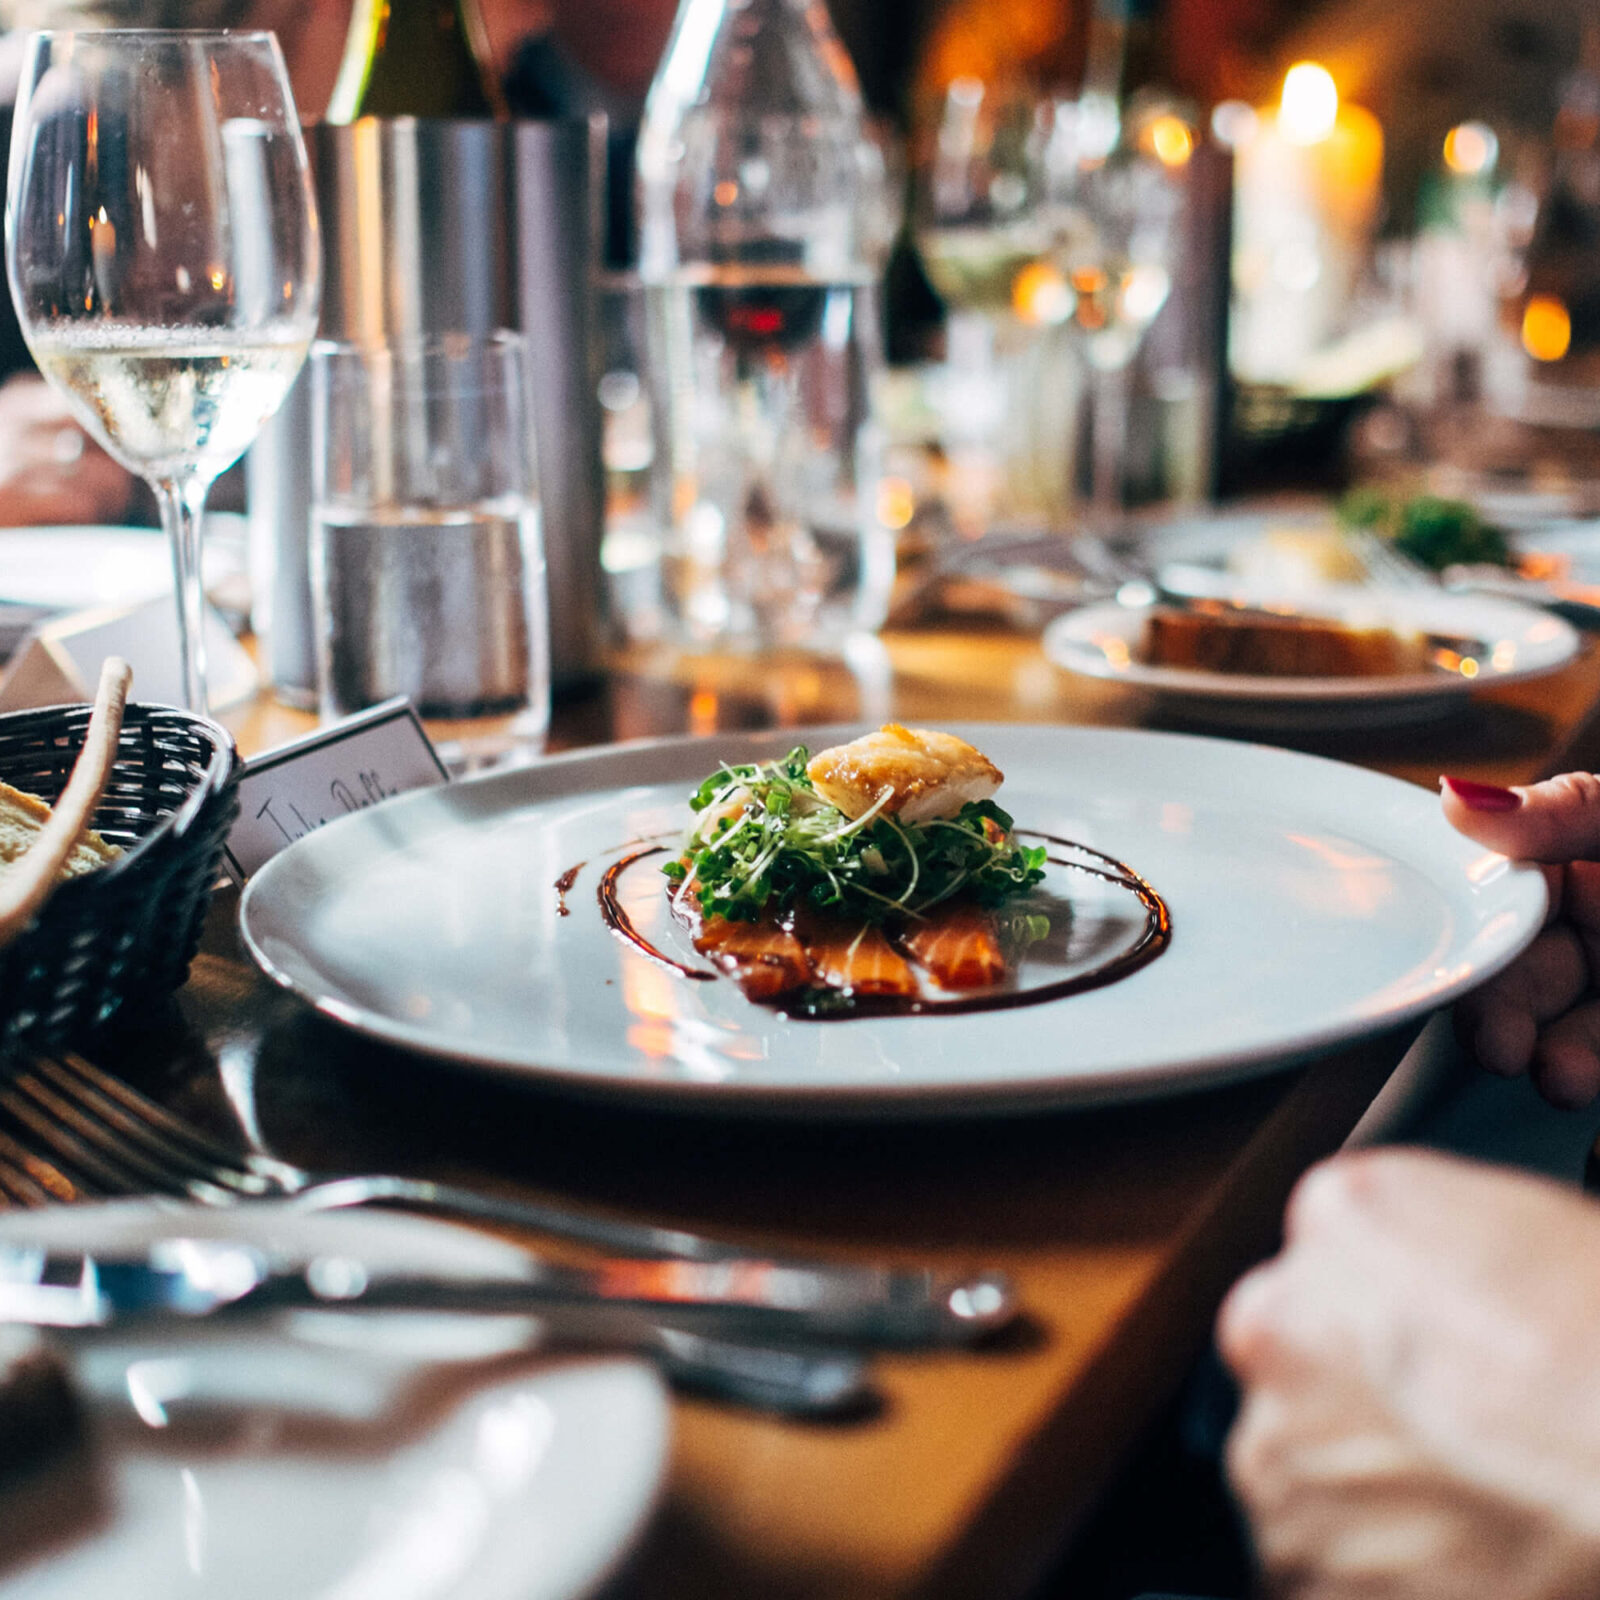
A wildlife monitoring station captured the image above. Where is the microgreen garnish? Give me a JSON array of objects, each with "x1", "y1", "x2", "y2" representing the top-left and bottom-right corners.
[{"x1": 671, "y1": 747, "x2": 1048, "y2": 923}]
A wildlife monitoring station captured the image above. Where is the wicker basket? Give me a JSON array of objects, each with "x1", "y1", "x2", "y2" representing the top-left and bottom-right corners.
[{"x1": 0, "y1": 701, "x2": 239, "y2": 1057}]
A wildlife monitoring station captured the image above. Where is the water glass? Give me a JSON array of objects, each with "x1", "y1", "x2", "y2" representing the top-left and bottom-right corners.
[{"x1": 310, "y1": 332, "x2": 549, "y2": 766}]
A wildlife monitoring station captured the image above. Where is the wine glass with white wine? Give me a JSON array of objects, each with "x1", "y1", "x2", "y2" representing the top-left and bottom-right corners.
[{"x1": 5, "y1": 31, "x2": 320, "y2": 712}]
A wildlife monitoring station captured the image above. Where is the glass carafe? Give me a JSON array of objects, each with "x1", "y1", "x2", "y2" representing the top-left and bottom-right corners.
[{"x1": 636, "y1": 0, "x2": 895, "y2": 650}]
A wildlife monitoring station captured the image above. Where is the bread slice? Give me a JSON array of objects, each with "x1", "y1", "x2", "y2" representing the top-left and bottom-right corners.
[
  {"x1": 0, "y1": 779, "x2": 121, "y2": 880},
  {"x1": 1143, "y1": 605, "x2": 1436, "y2": 678}
]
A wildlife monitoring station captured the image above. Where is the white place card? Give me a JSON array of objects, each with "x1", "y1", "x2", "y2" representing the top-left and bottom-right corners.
[
  {"x1": 225, "y1": 698, "x2": 450, "y2": 880},
  {"x1": 0, "y1": 596, "x2": 258, "y2": 713}
]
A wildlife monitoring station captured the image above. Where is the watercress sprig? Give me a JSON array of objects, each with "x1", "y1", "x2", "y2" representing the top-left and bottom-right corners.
[{"x1": 664, "y1": 747, "x2": 1048, "y2": 924}]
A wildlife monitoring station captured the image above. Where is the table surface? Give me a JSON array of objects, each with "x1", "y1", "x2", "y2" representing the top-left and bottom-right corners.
[{"x1": 125, "y1": 622, "x2": 1600, "y2": 1600}]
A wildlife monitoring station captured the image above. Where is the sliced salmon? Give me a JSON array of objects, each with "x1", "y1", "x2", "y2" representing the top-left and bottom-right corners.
[
  {"x1": 790, "y1": 910, "x2": 918, "y2": 997},
  {"x1": 900, "y1": 901, "x2": 1006, "y2": 990},
  {"x1": 687, "y1": 906, "x2": 813, "y2": 1000}
]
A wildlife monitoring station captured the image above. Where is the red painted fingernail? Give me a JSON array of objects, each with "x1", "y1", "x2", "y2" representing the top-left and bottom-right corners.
[{"x1": 1441, "y1": 775, "x2": 1522, "y2": 812}]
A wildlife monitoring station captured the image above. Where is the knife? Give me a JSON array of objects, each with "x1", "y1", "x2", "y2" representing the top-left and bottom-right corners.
[
  {"x1": 0, "y1": 1239, "x2": 1014, "y2": 1348},
  {"x1": 0, "y1": 1243, "x2": 886, "y2": 1418},
  {"x1": 1442, "y1": 567, "x2": 1600, "y2": 630}
]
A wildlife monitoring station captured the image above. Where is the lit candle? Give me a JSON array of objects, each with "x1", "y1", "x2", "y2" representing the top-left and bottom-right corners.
[{"x1": 1230, "y1": 63, "x2": 1384, "y2": 387}]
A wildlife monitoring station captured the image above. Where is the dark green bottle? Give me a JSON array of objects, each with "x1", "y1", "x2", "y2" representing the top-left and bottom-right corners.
[{"x1": 325, "y1": 0, "x2": 508, "y2": 122}]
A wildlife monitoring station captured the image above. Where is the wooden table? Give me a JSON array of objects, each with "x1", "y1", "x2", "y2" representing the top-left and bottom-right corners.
[{"x1": 143, "y1": 624, "x2": 1600, "y2": 1600}]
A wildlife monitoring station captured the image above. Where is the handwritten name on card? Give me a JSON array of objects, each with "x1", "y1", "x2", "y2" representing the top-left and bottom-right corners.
[{"x1": 225, "y1": 699, "x2": 449, "y2": 879}]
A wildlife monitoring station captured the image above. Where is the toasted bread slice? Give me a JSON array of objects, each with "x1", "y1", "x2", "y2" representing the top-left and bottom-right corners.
[
  {"x1": 0, "y1": 780, "x2": 121, "y2": 880},
  {"x1": 1143, "y1": 606, "x2": 1436, "y2": 678}
]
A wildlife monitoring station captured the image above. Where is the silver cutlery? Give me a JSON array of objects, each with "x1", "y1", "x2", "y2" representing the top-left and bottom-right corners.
[
  {"x1": 0, "y1": 1053, "x2": 1014, "y2": 1348},
  {"x1": 0, "y1": 1188, "x2": 873, "y2": 1423},
  {"x1": 1343, "y1": 528, "x2": 1437, "y2": 592},
  {"x1": 1438, "y1": 565, "x2": 1600, "y2": 630},
  {"x1": 0, "y1": 1053, "x2": 1020, "y2": 1416},
  {"x1": 0, "y1": 1231, "x2": 992, "y2": 1346},
  {"x1": 0, "y1": 1241, "x2": 870, "y2": 1416},
  {"x1": 1348, "y1": 527, "x2": 1600, "y2": 630}
]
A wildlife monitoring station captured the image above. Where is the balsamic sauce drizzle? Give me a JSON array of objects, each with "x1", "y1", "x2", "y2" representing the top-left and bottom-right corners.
[
  {"x1": 590, "y1": 829, "x2": 1171, "y2": 1017},
  {"x1": 553, "y1": 860, "x2": 587, "y2": 916},
  {"x1": 597, "y1": 847, "x2": 715, "y2": 981}
]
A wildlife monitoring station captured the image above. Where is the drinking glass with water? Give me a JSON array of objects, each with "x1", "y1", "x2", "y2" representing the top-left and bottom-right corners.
[{"x1": 310, "y1": 332, "x2": 549, "y2": 769}]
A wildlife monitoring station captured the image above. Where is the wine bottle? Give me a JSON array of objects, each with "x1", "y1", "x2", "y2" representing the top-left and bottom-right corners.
[
  {"x1": 325, "y1": 0, "x2": 508, "y2": 122},
  {"x1": 1516, "y1": 22, "x2": 1600, "y2": 383}
]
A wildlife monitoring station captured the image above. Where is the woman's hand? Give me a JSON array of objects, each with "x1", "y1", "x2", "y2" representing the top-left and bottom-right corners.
[
  {"x1": 1443, "y1": 772, "x2": 1600, "y2": 1106},
  {"x1": 0, "y1": 376, "x2": 133, "y2": 527},
  {"x1": 1220, "y1": 1148, "x2": 1600, "y2": 1600}
]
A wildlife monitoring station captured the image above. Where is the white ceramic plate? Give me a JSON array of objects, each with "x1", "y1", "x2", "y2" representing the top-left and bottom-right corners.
[
  {"x1": 0, "y1": 1202, "x2": 670, "y2": 1600},
  {"x1": 0, "y1": 519, "x2": 246, "y2": 611},
  {"x1": 239, "y1": 723, "x2": 1547, "y2": 1115},
  {"x1": 1042, "y1": 588, "x2": 1579, "y2": 731}
]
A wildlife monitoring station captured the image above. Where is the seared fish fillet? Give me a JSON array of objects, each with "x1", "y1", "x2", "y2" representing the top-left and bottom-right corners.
[{"x1": 805, "y1": 725, "x2": 1002, "y2": 823}]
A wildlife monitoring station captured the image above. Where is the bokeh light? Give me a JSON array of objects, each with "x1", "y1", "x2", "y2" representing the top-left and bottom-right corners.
[
  {"x1": 1011, "y1": 260, "x2": 1075, "y2": 325},
  {"x1": 1443, "y1": 121, "x2": 1498, "y2": 176},
  {"x1": 1280, "y1": 62, "x2": 1339, "y2": 145},
  {"x1": 1210, "y1": 100, "x2": 1258, "y2": 149},
  {"x1": 1522, "y1": 296, "x2": 1572, "y2": 362},
  {"x1": 1146, "y1": 114, "x2": 1195, "y2": 168},
  {"x1": 875, "y1": 477, "x2": 916, "y2": 531}
]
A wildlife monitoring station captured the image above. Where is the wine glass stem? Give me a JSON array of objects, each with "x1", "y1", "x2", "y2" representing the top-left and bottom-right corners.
[
  {"x1": 1089, "y1": 360, "x2": 1130, "y2": 532},
  {"x1": 155, "y1": 475, "x2": 211, "y2": 714}
]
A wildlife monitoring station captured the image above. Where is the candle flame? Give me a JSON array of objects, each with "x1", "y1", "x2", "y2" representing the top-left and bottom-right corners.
[{"x1": 1280, "y1": 62, "x2": 1338, "y2": 145}]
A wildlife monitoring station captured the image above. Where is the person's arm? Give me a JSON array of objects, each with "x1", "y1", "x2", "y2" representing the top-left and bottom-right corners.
[
  {"x1": 0, "y1": 377, "x2": 135, "y2": 526},
  {"x1": 1219, "y1": 1147, "x2": 1600, "y2": 1599}
]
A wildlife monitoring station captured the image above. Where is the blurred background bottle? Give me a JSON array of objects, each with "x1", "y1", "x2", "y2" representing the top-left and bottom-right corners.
[
  {"x1": 1509, "y1": 21, "x2": 1600, "y2": 422},
  {"x1": 325, "y1": 0, "x2": 509, "y2": 122},
  {"x1": 634, "y1": 0, "x2": 896, "y2": 651}
]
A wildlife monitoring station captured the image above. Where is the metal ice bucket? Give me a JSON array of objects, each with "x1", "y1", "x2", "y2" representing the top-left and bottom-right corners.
[{"x1": 247, "y1": 116, "x2": 606, "y2": 701}]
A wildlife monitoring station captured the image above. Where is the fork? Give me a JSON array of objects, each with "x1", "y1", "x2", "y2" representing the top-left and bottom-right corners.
[
  {"x1": 0, "y1": 1052, "x2": 1015, "y2": 1347},
  {"x1": 1345, "y1": 529, "x2": 1437, "y2": 591},
  {"x1": 0, "y1": 1063, "x2": 899, "y2": 1417},
  {"x1": 1352, "y1": 526, "x2": 1600, "y2": 632}
]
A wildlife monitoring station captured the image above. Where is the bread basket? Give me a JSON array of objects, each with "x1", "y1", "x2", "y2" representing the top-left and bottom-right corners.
[{"x1": 0, "y1": 700, "x2": 239, "y2": 1058}]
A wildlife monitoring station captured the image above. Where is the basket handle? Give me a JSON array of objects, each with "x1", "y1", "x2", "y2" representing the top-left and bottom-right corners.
[{"x1": 0, "y1": 657, "x2": 133, "y2": 948}]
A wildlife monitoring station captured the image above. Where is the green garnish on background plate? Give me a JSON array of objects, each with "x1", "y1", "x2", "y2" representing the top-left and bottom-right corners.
[
  {"x1": 664, "y1": 747, "x2": 1047, "y2": 924},
  {"x1": 1338, "y1": 490, "x2": 1512, "y2": 572}
]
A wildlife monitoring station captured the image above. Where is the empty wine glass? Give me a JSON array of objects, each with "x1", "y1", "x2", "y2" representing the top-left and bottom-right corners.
[
  {"x1": 915, "y1": 77, "x2": 1090, "y2": 529},
  {"x1": 6, "y1": 31, "x2": 321, "y2": 711},
  {"x1": 1035, "y1": 100, "x2": 1181, "y2": 525},
  {"x1": 915, "y1": 77, "x2": 1049, "y2": 320}
]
